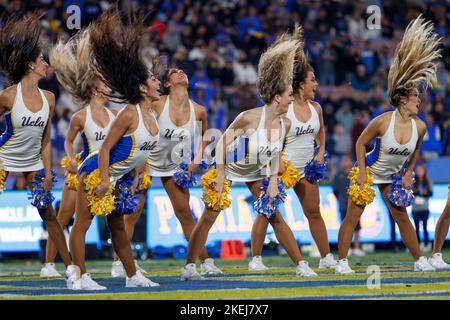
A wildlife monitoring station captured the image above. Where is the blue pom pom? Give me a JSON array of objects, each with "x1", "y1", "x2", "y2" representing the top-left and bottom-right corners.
[
  {"x1": 388, "y1": 171, "x2": 415, "y2": 207},
  {"x1": 29, "y1": 169, "x2": 57, "y2": 209},
  {"x1": 174, "y1": 160, "x2": 210, "y2": 188},
  {"x1": 304, "y1": 148, "x2": 329, "y2": 183},
  {"x1": 114, "y1": 172, "x2": 140, "y2": 215},
  {"x1": 254, "y1": 179, "x2": 287, "y2": 219}
]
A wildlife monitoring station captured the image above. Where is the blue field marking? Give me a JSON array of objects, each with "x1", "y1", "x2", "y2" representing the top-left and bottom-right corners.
[{"x1": 0, "y1": 275, "x2": 449, "y2": 297}]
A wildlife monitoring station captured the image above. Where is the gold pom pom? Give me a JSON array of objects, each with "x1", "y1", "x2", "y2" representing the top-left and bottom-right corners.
[
  {"x1": 66, "y1": 173, "x2": 79, "y2": 190},
  {"x1": 61, "y1": 156, "x2": 70, "y2": 170},
  {"x1": 0, "y1": 159, "x2": 6, "y2": 193},
  {"x1": 279, "y1": 159, "x2": 301, "y2": 189},
  {"x1": 347, "y1": 167, "x2": 375, "y2": 206},
  {"x1": 139, "y1": 173, "x2": 152, "y2": 190},
  {"x1": 84, "y1": 169, "x2": 116, "y2": 216},
  {"x1": 201, "y1": 168, "x2": 231, "y2": 211},
  {"x1": 61, "y1": 154, "x2": 82, "y2": 191}
]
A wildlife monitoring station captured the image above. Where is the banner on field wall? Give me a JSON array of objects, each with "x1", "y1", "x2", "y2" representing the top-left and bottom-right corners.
[
  {"x1": 0, "y1": 190, "x2": 101, "y2": 252},
  {"x1": 147, "y1": 184, "x2": 450, "y2": 248}
]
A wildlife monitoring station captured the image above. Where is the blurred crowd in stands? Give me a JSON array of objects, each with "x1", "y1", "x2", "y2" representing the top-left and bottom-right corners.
[{"x1": 1, "y1": 0, "x2": 450, "y2": 186}]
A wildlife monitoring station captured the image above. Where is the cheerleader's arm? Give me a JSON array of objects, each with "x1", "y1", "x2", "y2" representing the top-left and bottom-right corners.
[
  {"x1": 41, "y1": 91, "x2": 56, "y2": 191},
  {"x1": 404, "y1": 119, "x2": 427, "y2": 187},
  {"x1": 64, "y1": 110, "x2": 84, "y2": 172},
  {"x1": 98, "y1": 105, "x2": 133, "y2": 186}
]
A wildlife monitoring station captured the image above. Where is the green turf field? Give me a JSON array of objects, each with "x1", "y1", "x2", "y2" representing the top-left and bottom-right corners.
[{"x1": 0, "y1": 250, "x2": 449, "y2": 300}]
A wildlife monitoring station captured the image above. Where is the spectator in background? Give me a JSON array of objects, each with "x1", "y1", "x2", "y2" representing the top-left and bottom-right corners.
[
  {"x1": 333, "y1": 154, "x2": 365, "y2": 256},
  {"x1": 412, "y1": 164, "x2": 433, "y2": 253},
  {"x1": 332, "y1": 125, "x2": 352, "y2": 155},
  {"x1": 319, "y1": 39, "x2": 337, "y2": 86},
  {"x1": 350, "y1": 64, "x2": 372, "y2": 92},
  {"x1": 335, "y1": 102, "x2": 354, "y2": 133},
  {"x1": 190, "y1": 68, "x2": 214, "y2": 108},
  {"x1": 422, "y1": 113, "x2": 444, "y2": 159},
  {"x1": 233, "y1": 54, "x2": 257, "y2": 85}
]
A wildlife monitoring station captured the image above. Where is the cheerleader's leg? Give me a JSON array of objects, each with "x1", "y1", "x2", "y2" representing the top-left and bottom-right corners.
[
  {"x1": 247, "y1": 180, "x2": 303, "y2": 265},
  {"x1": 162, "y1": 176, "x2": 210, "y2": 261},
  {"x1": 433, "y1": 205, "x2": 450, "y2": 254},
  {"x1": 379, "y1": 184, "x2": 421, "y2": 260},
  {"x1": 337, "y1": 197, "x2": 366, "y2": 259},
  {"x1": 294, "y1": 179, "x2": 331, "y2": 257},
  {"x1": 24, "y1": 171, "x2": 71, "y2": 267},
  {"x1": 46, "y1": 183, "x2": 76, "y2": 263},
  {"x1": 69, "y1": 173, "x2": 94, "y2": 275}
]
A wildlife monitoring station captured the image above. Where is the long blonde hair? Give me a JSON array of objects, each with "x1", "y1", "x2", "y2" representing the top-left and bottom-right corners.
[
  {"x1": 50, "y1": 27, "x2": 98, "y2": 107},
  {"x1": 388, "y1": 14, "x2": 441, "y2": 107},
  {"x1": 256, "y1": 27, "x2": 303, "y2": 104}
]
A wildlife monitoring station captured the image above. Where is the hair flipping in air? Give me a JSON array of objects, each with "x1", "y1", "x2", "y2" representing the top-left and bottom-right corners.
[
  {"x1": 388, "y1": 14, "x2": 441, "y2": 107},
  {"x1": 0, "y1": 13, "x2": 43, "y2": 84},
  {"x1": 256, "y1": 27, "x2": 302, "y2": 104},
  {"x1": 291, "y1": 25, "x2": 313, "y2": 93},
  {"x1": 50, "y1": 28, "x2": 98, "y2": 107},
  {"x1": 90, "y1": 10, "x2": 149, "y2": 105}
]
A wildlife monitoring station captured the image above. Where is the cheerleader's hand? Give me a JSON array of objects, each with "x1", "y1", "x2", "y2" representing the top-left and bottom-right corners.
[
  {"x1": 314, "y1": 151, "x2": 325, "y2": 164},
  {"x1": 95, "y1": 181, "x2": 110, "y2": 199},
  {"x1": 42, "y1": 177, "x2": 53, "y2": 193},
  {"x1": 68, "y1": 159, "x2": 78, "y2": 174},
  {"x1": 215, "y1": 170, "x2": 225, "y2": 200},
  {"x1": 187, "y1": 162, "x2": 198, "y2": 175},
  {"x1": 356, "y1": 170, "x2": 367, "y2": 186},
  {"x1": 402, "y1": 172, "x2": 413, "y2": 189},
  {"x1": 278, "y1": 159, "x2": 286, "y2": 176},
  {"x1": 267, "y1": 177, "x2": 278, "y2": 198}
]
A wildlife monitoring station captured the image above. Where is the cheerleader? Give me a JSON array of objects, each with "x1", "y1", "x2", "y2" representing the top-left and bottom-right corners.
[
  {"x1": 39, "y1": 28, "x2": 117, "y2": 278},
  {"x1": 67, "y1": 11, "x2": 160, "y2": 289},
  {"x1": 111, "y1": 67, "x2": 222, "y2": 277},
  {"x1": 335, "y1": 16, "x2": 440, "y2": 274},
  {"x1": 249, "y1": 38, "x2": 337, "y2": 271},
  {"x1": 428, "y1": 188, "x2": 450, "y2": 269},
  {"x1": 180, "y1": 32, "x2": 317, "y2": 280},
  {"x1": 0, "y1": 14, "x2": 71, "y2": 273}
]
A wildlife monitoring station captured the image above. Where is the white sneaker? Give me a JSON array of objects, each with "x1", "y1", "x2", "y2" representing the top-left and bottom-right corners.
[
  {"x1": 319, "y1": 253, "x2": 338, "y2": 269},
  {"x1": 180, "y1": 263, "x2": 205, "y2": 281},
  {"x1": 248, "y1": 256, "x2": 269, "y2": 271},
  {"x1": 352, "y1": 248, "x2": 366, "y2": 257},
  {"x1": 335, "y1": 259, "x2": 356, "y2": 275},
  {"x1": 80, "y1": 273, "x2": 107, "y2": 290},
  {"x1": 112, "y1": 259, "x2": 146, "y2": 277},
  {"x1": 414, "y1": 256, "x2": 436, "y2": 272},
  {"x1": 40, "y1": 263, "x2": 62, "y2": 277},
  {"x1": 200, "y1": 258, "x2": 223, "y2": 275},
  {"x1": 428, "y1": 253, "x2": 450, "y2": 270},
  {"x1": 126, "y1": 270, "x2": 159, "y2": 287},
  {"x1": 111, "y1": 260, "x2": 125, "y2": 277},
  {"x1": 134, "y1": 259, "x2": 146, "y2": 274},
  {"x1": 296, "y1": 260, "x2": 318, "y2": 277},
  {"x1": 66, "y1": 265, "x2": 82, "y2": 290}
]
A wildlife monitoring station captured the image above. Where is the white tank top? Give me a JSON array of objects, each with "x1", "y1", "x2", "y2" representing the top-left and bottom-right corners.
[
  {"x1": 109, "y1": 104, "x2": 159, "y2": 180},
  {"x1": 0, "y1": 82, "x2": 49, "y2": 171},
  {"x1": 366, "y1": 110, "x2": 418, "y2": 183},
  {"x1": 283, "y1": 101, "x2": 320, "y2": 171},
  {"x1": 80, "y1": 105, "x2": 115, "y2": 161},
  {"x1": 225, "y1": 107, "x2": 286, "y2": 181},
  {"x1": 148, "y1": 95, "x2": 200, "y2": 176}
]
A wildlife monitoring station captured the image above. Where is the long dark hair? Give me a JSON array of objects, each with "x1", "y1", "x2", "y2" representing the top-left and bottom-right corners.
[
  {"x1": 90, "y1": 10, "x2": 149, "y2": 105},
  {"x1": 0, "y1": 13, "x2": 43, "y2": 84}
]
